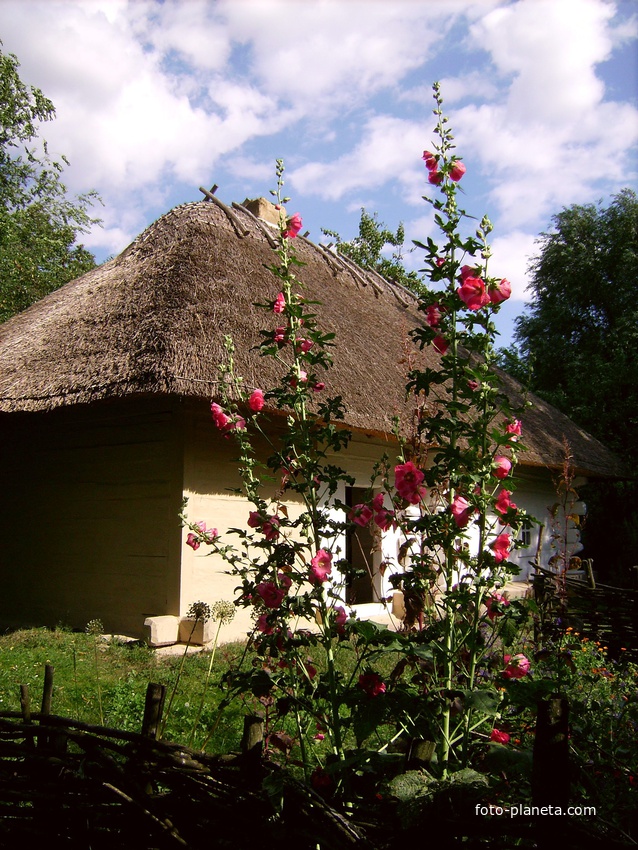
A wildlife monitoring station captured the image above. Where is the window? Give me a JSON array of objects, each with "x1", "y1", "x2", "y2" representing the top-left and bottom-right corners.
[{"x1": 345, "y1": 486, "x2": 379, "y2": 605}]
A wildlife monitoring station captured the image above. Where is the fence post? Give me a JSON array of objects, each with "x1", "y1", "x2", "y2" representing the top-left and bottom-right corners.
[{"x1": 142, "y1": 683, "x2": 167, "y2": 740}]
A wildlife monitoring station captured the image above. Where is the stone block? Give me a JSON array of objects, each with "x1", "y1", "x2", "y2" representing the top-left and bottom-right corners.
[
  {"x1": 178, "y1": 617, "x2": 216, "y2": 646},
  {"x1": 143, "y1": 615, "x2": 179, "y2": 647}
]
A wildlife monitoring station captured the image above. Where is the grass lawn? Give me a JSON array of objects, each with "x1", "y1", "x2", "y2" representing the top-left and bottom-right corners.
[{"x1": 0, "y1": 626, "x2": 251, "y2": 752}]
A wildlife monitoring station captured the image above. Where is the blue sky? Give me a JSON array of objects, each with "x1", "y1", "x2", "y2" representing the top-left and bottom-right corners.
[{"x1": 1, "y1": 0, "x2": 636, "y2": 345}]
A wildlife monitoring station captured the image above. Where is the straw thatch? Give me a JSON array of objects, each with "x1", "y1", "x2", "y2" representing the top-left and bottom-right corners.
[{"x1": 0, "y1": 197, "x2": 622, "y2": 479}]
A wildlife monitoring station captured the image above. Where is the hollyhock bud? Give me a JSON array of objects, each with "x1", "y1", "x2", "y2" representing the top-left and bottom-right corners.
[
  {"x1": 458, "y1": 276, "x2": 490, "y2": 311},
  {"x1": 489, "y1": 278, "x2": 511, "y2": 304},
  {"x1": 493, "y1": 456, "x2": 512, "y2": 479},
  {"x1": 273, "y1": 292, "x2": 286, "y2": 313},
  {"x1": 310, "y1": 549, "x2": 332, "y2": 584},
  {"x1": 490, "y1": 728, "x2": 510, "y2": 744},
  {"x1": 297, "y1": 338, "x2": 313, "y2": 353},
  {"x1": 249, "y1": 389, "x2": 265, "y2": 412},
  {"x1": 503, "y1": 653, "x2": 531, "y2": 679},
  {"x1": 283, "y1": 212, "x2": 302, "y2": 239},
  {"x1": 312, "y1": 382, "x2": 325, "y2": 392},
  {"x1": 490, "y1": 532, "x2": 511, "y2": 564},
  {"x1": 422, "y1": 150, "x2": 438, "y2": 171},
  {"x1": 256, "y1": 612, "x2": 275, "y2": 634},
  {"x1": 358, "y1": 672, "x2": 386, "y2": 697},
  {"x1": 468, "y1": 379, "x2": 480, "y2": 391},
  {"x1": 449, "y1": 161, "x2": 466, "y2": 181}
]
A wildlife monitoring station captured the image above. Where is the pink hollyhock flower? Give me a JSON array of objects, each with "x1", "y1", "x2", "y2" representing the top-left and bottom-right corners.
[
  {"x1": 297, "y1": 338, "x2": 313, "y2": 353},
  {"x1": 372, "y1": 493, "x2": 386, "y2": 511},
  {"x1": 485, "y1": 592, "x2": 510, "y2": 621},
  {"x1": 451, "y1": 494, "x2": 472, "y2": 528},
  {"x1": 449, "y1": 161, "x2": 466, "y2": 181},
  {"x1": 425, "y1": 303, "x2": 442, "y2": 328},
  {"x1": 273, "y1": 292, "x2": 286, "y2": 313},
  {"x1": 490, "y1": 532, "x2": 511, "y2": 564},
  {"x1": 256, "y1": 581, "x2": 286, "y2": 609},
  {"x1": 255, "y1": 613, "x2": 275, "y2": 635},
  {"x1": 422, "y1": 150, "x2": 438, "y2": 171},
  {"x1": 333, "y1": 605, "x2": 348, "y2": 635},
  {"x1": 349, "y1": 503, "x2": 373, "y2": 527},
  {"x1": 290, "y1": 370, "x2": 307, "y2": 388},
  {"x1": 468, "y1": 379, "x2": 480, "y2": 392},
  {"x1": 247, "y1": 511, "x2": 261, "y2": 529},
  {"x1": 505, "y1": 419, "x2": 522, "y2": 441},
  {"x1": 428, "y1": 169, "x2": 443, "y2": 185},
  {"x1": 503, "y1": 653, "x2": 531, "y2": 679},
  {"x1": 274, "y1": 326, "x2": 287, "y2": 346},
  {"x1": 248, "y1": 389, "x2": 265, "y2": 412},
  {"x1": 313, "y1": 382, "x2": 325, "y2": 392},
  {"x1": 310, "y1": 549, "x2": 332, "y2": 584},
  {"x1": 494, "y1": 489, "x2": 517, "y2": 517},
  {"x1": 261, "y1": 517, "x2": 280, "y2": 541},
  {"x1": 374, "y1": 508, "x2": 395, "y2": 532},
  {"x1": 489, "y1": 278, "x2": 511, "y2": 304},
  {"x1": 395, "y1": 461, "x2": 427, "y2": 505},
  {"x1": 283, "y1": 212, "x2": 302, "y2": 239},
  {"x1": 458, "y1": 276, "x2": 490, "y2": 311},
  {"x1": 186, "y1": 532, "x2": 200, "y2": 551},
  {"x1": 493, "y1": 456, "x2": 512, "y2": 479},
  {"x1": 460, "y1": 265, "x2": 478, "y2": 280},
  {"x1": 311, "y1": 766, "x2": 332, "y2": 792},
  {"x1": 211, "y1": 403, "x2": 230, "y2": 431},
  {"x1": 433, "y1": 334, "x2": 448, "y2": 355},
  {"x1": 490, "y1": 728, "x2": 510, "y2": 744},
  {"x1": 358, "y1": 672, "x2": 386, "y2": 697},
  {"x1": 228, "y1": 416, "x2": 246, "y2": 432}
]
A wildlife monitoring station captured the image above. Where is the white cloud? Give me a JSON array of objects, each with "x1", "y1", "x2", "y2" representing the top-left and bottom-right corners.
[
  {"x1": 290, "y1": 115, "x2": 430, "y2": 201},
  {"x1": 488, "y1": 231, "x2": 538, "y2": 301}
]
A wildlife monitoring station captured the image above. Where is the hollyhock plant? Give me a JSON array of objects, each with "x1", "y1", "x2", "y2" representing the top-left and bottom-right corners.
[
  {"x1": 283, "y1": 212, "x2": 302, "y2": 239},
  {"x1": 395, "y1": 461, "x2": 427, "y2": 505},
  {"x1": 310, "y1": 549, "x2": 332, "y2": 584},
  {"x1": 493, "y1": 456, "x2": 512, "y2": 479},
  {"x1": 358, "y1": 672, "x2": 386, "y2": 697},
  {"x1": 490, "y1": 532, "x2": 511, "y2": 563},
  {"x1": 503, "y1": 654, "x2": 531, "y2": 679}
]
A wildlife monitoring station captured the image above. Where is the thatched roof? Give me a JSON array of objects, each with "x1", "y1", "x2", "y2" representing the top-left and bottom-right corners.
[{"x1": 0, "y1": 197, "x2": 622, "y2": 478}]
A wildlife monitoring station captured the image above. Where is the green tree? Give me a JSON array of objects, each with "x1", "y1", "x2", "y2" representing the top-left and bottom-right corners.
[
  {"x1": 511, "y1": 189, "x2": 638, "y2": 581},
  {"x1": 0, "y1": 43, "x2": 100, "y2": 322},
  {"x1": 322, "y1": 209, "x2": 427, "y2": 294}
]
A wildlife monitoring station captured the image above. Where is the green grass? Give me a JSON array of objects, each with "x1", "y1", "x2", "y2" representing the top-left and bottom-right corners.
[{"x1": 0, "y1": 626, "x2": 250, "y2": 752}]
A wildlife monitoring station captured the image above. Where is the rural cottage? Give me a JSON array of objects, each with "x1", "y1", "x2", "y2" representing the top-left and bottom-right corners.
[{"x1": 0, "y1": 196, "x2": 622, "y2": 642}]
